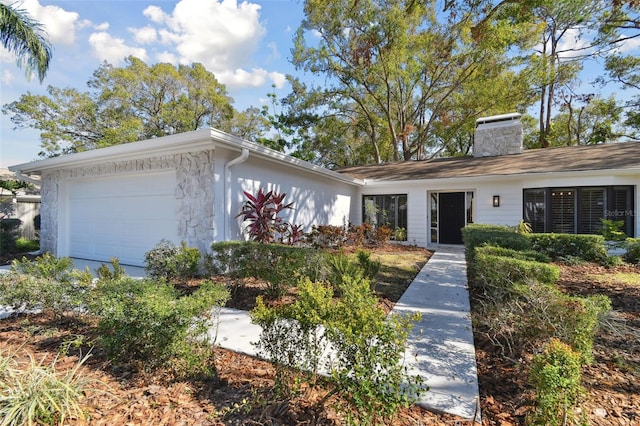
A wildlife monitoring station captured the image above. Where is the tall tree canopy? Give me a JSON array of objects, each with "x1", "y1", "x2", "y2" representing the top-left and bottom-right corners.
[
  {"x1": 0, "y1": 2, "x2": 52, "y2": 82},
  {"x1": 281, "y1": 0, "x2": 537, "y2": 166},
  {"x1": 2, "y1": 56, "x2": 268, "y2": 157}
]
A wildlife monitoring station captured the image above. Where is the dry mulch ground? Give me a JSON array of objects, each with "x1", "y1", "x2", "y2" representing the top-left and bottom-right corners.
[
  {"x1": 1, "y1": 248, "x2": 639, "y2": 425},
  {"x1": 475, "y1": 262, "x2": 640, "y2": 426}
]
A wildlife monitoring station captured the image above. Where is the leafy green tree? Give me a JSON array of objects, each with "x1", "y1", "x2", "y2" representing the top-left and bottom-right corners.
[
  {"x1": 2, "y1": 57, "x2": 240, "y2": 157},
  {"x1": 286, "y1": 0, "x2": 533, "y2": 164},
  {"x1": 0, "y1": 3, "x2": 51, "y2": 82},
  {"x1": 549, "y1": 95, "x2": 624, "y2": 145},
  {"x1": 514, "y1": 0, "x2": 609, "y2": 147}
]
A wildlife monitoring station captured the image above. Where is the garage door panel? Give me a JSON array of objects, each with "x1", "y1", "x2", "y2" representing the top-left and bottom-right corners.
[{"x1": 67, "y1": 172, "x2": 179, "y2": 266}]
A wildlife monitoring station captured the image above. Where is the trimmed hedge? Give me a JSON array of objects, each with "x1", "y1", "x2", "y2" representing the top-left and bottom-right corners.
[
  {"x1": 476, "y1": 245, "x2": 551, "y2": 264},
  {"x1": 461, "y1": 224, "x2": 531, "y2": 261},
  {"x1": 209, "y1": 241, "x2": 324, "y2": 287},
  {"x1": 473, "y1": 247, "x2": 559, "y2": 296},
  {"x1": 527, "y1": 233, "x2": 609, "y2": 264}
]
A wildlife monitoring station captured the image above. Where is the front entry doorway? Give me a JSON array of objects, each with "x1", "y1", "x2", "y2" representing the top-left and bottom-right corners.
[{"x1": 429, "y1": 191, "x2": 474, "y2": 245}]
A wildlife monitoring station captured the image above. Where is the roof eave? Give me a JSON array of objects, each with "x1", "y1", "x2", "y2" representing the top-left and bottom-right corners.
[
  {"x1": 9, "y1": 128, "x2": 364, "y2": 187},
  {"x1": 359, "y1": 167, "x2": 640, "y2": 186}
]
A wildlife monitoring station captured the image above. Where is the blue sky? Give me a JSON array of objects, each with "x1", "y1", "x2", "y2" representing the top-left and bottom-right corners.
[
  {"x1": 0, "y1": 0, "x2": 306, "y2": 167},
  {"x1": 1, "y1": 1, "x2": 638, "y2": 168}
]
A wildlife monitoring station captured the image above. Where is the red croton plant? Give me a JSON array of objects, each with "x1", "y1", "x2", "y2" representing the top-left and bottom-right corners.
[{"x1": 236, "y1": 188, "x2": 304, "y2": 245}]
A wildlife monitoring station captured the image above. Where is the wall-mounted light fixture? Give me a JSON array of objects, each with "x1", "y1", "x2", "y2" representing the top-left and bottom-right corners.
[{"x1": 492, "y1": 195, "x2": 500, "y2": 207}]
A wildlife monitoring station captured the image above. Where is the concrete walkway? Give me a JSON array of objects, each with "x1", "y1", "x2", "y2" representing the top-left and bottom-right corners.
[
  {"x1": 391, "y1": 247, "x2": 480, "y2": 422},
  {"x1": 214, "y1": 246, "x2": 480, "y2": 423},
  {"x1": 1, "y1": 248, "x2": 481, "y2": 422}
]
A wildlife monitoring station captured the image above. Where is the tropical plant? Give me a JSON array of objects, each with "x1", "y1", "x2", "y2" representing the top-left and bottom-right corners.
[
  {"x1": 236, "y1": 188, "x2": 302, "y2": 244},
  {"x1": 0, "y1": 3, "x2": 52, "y2": 82}
]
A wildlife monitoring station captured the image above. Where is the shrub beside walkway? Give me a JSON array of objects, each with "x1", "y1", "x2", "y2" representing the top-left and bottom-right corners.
[
  {"x1": 214, "y1": 247, "x2": 481, "y2": 423},
  {"x1": 391, "y1": 246, "x2": 480, "y2": 423}
]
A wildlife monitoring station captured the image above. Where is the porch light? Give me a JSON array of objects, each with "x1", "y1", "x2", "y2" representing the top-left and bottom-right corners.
[{"x1": 492, "y1": 195, "x2": 500, "y2": 207}]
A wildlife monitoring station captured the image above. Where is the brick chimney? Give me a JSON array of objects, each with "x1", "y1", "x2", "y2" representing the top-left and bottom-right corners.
[{"x1": 474, "y1": 113, "x2": 523, "y2": 157}]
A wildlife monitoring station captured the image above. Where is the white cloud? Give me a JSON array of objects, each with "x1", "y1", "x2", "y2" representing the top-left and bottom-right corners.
[
  {"x1": 156, "y1": 51, "x2": 178, "y2": 63},
  {"x1": 133, "y1": 0, "x2": 274, "y2": 88},
  {"x1": 266, "y1": 41, "x2": 280, "y2": 63},
  {"x1": 18, "y1": 0, "x2": 81, "y2": 46},
  {"x1": 612, "y1": 36, "x2": 640, "y2": 54},
  {"x1": 88, "y1": 32, "x2": 148, "y2": 65},
  {"x1": 94, "y1": 22, "x2": 110, "y2": 31},
  {"x1": 0, "y1": 46, "x2": 14, "y2": 63},
  {"x1": 2, "y1": 69, "x2": 15, "y2": 86},
  {"x1": 217, "y1": 68, "x2": 286, "y2": 89},
  {"x1": 143, "y1": 5, "x2": 167, "y2": 24},
  {"x1": 269, "y1": 71, "x2": 286, "y2": 89},
  {"x1": 131, "y1": 26, "x2": 158, "y2": 44}
]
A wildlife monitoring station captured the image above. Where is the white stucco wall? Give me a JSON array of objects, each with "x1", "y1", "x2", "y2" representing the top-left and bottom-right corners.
[
  {"x1": 216, "y1": 147, "x2": 359, "y2": 241},
  {"x1": 358, "y1": 171, "x2": 640, "y2": 248},
  {"x1": 39, "y1": 151, "x2": 216, "y2": 257}
]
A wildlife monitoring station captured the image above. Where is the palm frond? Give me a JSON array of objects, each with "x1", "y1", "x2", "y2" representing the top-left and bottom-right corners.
[{"x1": 0, "y1": 3, "x2": 52, "y2": 82}]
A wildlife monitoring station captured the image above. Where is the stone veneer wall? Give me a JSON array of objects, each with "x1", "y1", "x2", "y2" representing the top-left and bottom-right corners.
[
  {"x1": 473, "y1": 121, "x2": 523, "y2": 157},
  {"x1": 39, "y1": 150, "x2": 215, "y2": 256}
]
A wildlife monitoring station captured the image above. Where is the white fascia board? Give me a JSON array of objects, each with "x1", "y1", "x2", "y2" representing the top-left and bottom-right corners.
[
  {"x1": 9, "y1": 127, "x2": 364, "y2": 187},
  {"x1": 9, "y1": 129, "x2": 214, "y2": 174},
  {"x1": 361, "y1": 167, "x2": 640, "y2": 187},
  {"x1": 208, "y1": 128, "x2": 364, "y2": 186}
]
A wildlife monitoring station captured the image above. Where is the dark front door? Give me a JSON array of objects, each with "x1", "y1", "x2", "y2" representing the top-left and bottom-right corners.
[{"x1": 439, "y1": 192, "x2": 466, "y2": 244}]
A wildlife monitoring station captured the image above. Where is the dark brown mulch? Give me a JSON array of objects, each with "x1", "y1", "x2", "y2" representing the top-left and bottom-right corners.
[
  {"x1": 474, "y1": 262, "x2": 640, "y2": 426},
  {"x1": 3, "y1": 248, "x2": 638, "y2": 425}
]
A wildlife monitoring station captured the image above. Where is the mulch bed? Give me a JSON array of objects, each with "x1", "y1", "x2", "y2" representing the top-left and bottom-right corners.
[
  {"x1": 475, "y1": 262, "x2": 640, "y2": 426},
  {"x1": 1, "y1": 248, "x2": 639, "y2": 425}
]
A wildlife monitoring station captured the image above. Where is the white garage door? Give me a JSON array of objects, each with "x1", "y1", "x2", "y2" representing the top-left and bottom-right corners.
[{"x1": 67, "y1": 172, "x2": 179, "y2": 266}]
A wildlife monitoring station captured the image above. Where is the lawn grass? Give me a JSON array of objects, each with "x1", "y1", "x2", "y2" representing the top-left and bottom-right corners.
[
  {"x1": 588, "y1": 272, "x2": 640, "y2": 286},
  {"x1": 369, "y1": 249, "x2": 431, "y2": 301},
  {"x1": 15, "y1": 238, "x2": 39, "y2": 253}
]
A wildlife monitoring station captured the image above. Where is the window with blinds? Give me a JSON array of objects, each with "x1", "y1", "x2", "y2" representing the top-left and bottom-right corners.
[
  {"x1": 551, "y1": 189, "x2": 575, "y2": 233},
  {"x1": 608, "y1": 186, "x2": 634, "y2": 236},
  {"x1": 523, "y1": 186, "x2": 635, "y2": 236},
  {"x1": 578, "y1": 188, "x2": 605, "y2": 234}
]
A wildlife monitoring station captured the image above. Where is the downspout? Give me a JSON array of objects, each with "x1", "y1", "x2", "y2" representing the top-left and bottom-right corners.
[{"x1": 224, "y1": 148, "x2": 249, "y2": 241}]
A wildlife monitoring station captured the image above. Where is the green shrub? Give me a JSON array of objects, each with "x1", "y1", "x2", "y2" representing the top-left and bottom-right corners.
[
  {"x1": 15, "y1": 237, "x2": 39, "y2": 253},
  {"x1": 474, "y1": 280, "x2": 609, "y2": 363},
  {"x1": 89, "y1": 277, "x2": 228, "y2": 376},
  {"x1": 527, "y1": 233, "x2": 609, "y2": 264},
  {"x1": 475, "y1": 245, "x2": 550, "y2": 264},
  {"x1": 0, "y1": 218, "x2": 21, "y2": 254},
  {"x1": 144, "y1": 240, "x2": 201, "y2": 282},
  {"x1": 326, "y1": 250, "x2": 381, "y2": 294},
  {"x1": 472, "y1": 249, "x2": 559, "y2": 301},
  {"x1": 1, "y1": 255, "x2": 88, "y2": 318},
  {"x1": 529, "y1": 339, "x2": 584, "y2": 426},
  {"x1": 601, "y1": 218, "x2": 626, "y2": 241},
  {"x1": 11, "y1": 253, "x2": 74, "y2": 283},
  {"x1": 624, "y1": 238, "x2": 640, "y2": 265},
  {"x1": 556, "y1": 294, "x2": 611, "y2": 364},
  {"x1": 209, "y1": 241, "x2": 324, "y2": 298},
  {"x1": 462, "y1": 224, "x2": 531, "y2": 262},
  {"x1": 0, "y1": 348, "x2": 92, "y2": 425},
  {"x1": 95, "y1": 258, "x2": 127, "y2": 282},
  {"x1": 252, "y1": 274, "x2": 425, "y2": 424}
]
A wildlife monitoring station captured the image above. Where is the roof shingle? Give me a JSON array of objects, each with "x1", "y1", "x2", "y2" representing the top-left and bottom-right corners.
[{"x1": 337, "y1": 142, "x2": 640, "y2": 181}]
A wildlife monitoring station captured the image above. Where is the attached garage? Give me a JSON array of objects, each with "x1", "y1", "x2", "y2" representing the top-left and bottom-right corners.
[{"x1": 65, "y1": 172, "x2": 179, "y2": 266}]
